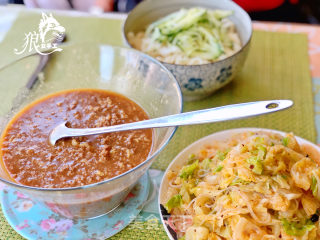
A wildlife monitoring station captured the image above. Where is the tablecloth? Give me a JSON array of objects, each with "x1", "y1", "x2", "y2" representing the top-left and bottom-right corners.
[{"x1": 0, "y1": 6, "x2": 319, "y2": 240}]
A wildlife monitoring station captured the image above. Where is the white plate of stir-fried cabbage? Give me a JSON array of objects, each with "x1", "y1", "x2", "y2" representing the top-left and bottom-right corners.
[{"x1": 159, "y1": 128, "x2": 320, "y2": 240}]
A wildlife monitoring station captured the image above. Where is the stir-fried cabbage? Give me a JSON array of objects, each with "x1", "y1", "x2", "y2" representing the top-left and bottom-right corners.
[{"x1": 164, "y1": 132, "x2": 320, "y2": 240}]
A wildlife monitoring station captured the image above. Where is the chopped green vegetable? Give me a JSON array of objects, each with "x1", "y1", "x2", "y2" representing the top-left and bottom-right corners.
[
  {"x1": 179, "y1": 183, "x2": 191, "y2": 203},
  {"x1": 257, "y1": 145, "x2": 267, "y2": 159},
  {"x1": 145, "y1": 8, "x2": 234, "y2": 61},
  {"x1": 178, "y1": 236, "x2": 185, "y2": 240},
  {"x1": 282, "y1": 137, "x2": 289, "y2": 147},
  {"x1": 215, "y1": 149, "x2": 229, "y2": 161},
  {"x1": 246, "y1": 156, "x2": 263, "y2": 175},
  {"x1": 311, "y1": 176, "x2": 318, "y2": 197},
  {"x1": 200, "y1": 158, "x2": 212, "y2": 169},
  {"x1": 212, "y1": 9, "x2": 233, "y2": 19},
  {"x1": 187, "y1": 153, "x2": 197, "y2": 164},
  {"x1": 158, "y1": 8, "x2": 207, "y2": 36},
  {"x1": 281, "y1": 175, "x2": 288, "y2": 179},
  {"x1": 254, "y1": 136, "x2": 265, "y2": 144},
  {"x1": 281, "y1": 219, "x2": 315, "y2": 236},
  {"x1": 230, "y1": 177, "x2": 250, "y2": 186},
  {"x1": 214, "y1": 165, "x2": 224, "y2": 173},
  {"x1": 188, "y1": 153, "x2": 196, "y2": 160},
  {"x1": 165, "y1": 194, "x2": 182, "y2": 213},
  {"x1": 180, "y1": 160, "x2": 199, "y2": 180}
]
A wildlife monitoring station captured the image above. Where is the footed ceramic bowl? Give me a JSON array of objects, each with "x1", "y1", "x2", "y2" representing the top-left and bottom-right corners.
[{"x1": 124, "y1": 0, "x2": 252, "y2": 101}]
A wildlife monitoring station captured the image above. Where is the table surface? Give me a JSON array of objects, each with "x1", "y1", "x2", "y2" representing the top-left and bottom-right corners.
[
  {"x1": 1, "y1": 5, "x2": 319, "y2": 76},
  {"x1": 0, "y1": 5, "x2": 320, "y2": 239},
  {"x1": 0, "y1": 6, "x2": 319, "y2": 134}
]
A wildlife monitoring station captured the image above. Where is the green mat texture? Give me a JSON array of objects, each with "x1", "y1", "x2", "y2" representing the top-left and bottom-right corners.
[
  {"x1": 0, "y1": 11, "x2": 316, "y2": 240},
  {"x1": 154, "y1": 29, "x2": 315, "y2": 169}
]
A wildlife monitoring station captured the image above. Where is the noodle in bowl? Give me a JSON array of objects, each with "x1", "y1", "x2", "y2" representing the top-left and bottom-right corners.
[
  {"x1": 159, "y1": 128, "x2": 320, "y2": 240},
  {"x1": 127, "y1": 8, "x2": 242, "y2": 66}
]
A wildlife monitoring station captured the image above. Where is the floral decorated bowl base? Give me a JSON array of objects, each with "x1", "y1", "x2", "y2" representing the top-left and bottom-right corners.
[
  {"x1": 0, "y1": 172, "x2": 150, "y2": 240},
  {"x1": 163, "y1": 43, "x2": 250, "y2": 102}
]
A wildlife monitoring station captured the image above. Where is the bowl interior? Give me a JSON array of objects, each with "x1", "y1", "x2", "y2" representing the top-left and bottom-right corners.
[
  {"x1": 159, "y1": 127, "x2": 320, "y2": 239},
  {"x1": 0, "y1": 43, "x2": 182, "y2": 205},
  {"x1": 124, "y1": 0, "x2": 252, "y2": 50}
]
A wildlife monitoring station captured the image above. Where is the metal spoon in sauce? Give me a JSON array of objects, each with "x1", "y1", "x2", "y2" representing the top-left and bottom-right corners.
[{"x1": 49, "y1": 100, "x2": 293, "y2": 145}]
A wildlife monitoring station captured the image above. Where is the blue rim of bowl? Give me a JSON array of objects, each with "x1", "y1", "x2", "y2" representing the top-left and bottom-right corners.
[
  {"x1": 122, "y1": 0, "x2": 253, "y2": 67},
  {"x1": 0, "y1": 43, "x2": 184, "y2": 192}
]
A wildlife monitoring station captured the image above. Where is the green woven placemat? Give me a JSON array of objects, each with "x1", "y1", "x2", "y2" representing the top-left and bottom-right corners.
[
  {"x1": 153, "y1": 30, "x2": 315, "y2": 169},
  {"x1": 0, "y1": 211, "x2": 169, "y2": 240},
  {"x1": 0, "y1": 11, "x2": 316, "y2": 240},
  {"x1": 0, "y1": 12, "x2": 124, "y2": 69}
]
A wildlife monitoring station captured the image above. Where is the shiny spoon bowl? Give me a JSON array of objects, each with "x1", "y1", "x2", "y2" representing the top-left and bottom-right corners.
[{"x1": 49, "y1": 100, "x2": 293, "y2": 145}]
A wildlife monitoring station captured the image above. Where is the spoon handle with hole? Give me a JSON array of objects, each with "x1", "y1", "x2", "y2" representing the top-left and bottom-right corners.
[{"x1": 50, "y1": 100, "x2": 293, "y2": 145}]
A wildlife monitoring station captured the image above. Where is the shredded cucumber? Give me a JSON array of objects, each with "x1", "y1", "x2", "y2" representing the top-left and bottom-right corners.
[{"x1": 145, "y1": 7, "x2": 234, "y2": 61}]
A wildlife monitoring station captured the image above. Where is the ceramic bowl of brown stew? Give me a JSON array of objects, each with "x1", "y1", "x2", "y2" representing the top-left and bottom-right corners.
[{"x1": 0, "y1": 43, "x2": 182, "y2": 219}]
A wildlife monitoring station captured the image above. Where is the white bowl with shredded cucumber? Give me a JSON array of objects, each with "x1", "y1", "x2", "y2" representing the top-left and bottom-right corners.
[{"x1": 124, "y1": 0, "x2": 252, "y2": 101}]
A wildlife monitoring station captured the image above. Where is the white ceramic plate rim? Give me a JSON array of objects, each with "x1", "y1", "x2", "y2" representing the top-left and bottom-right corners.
[{"x1": 158, "y1": 127, "x2": 320, "y2": 240}]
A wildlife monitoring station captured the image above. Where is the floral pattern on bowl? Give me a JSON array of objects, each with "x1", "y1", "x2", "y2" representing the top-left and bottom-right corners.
[
  {"x1": 183, "y1": 78, "x2": 203, "y2": 91},
  {"x1": 216, "y1": 66, "x2": 232, "y2": 84},
  {"x1": 163, "y1": 43, "x2": 250, "y2": 102},
  {"x1": 0, "y1": 173, "x2": 150, "y2": 240}
]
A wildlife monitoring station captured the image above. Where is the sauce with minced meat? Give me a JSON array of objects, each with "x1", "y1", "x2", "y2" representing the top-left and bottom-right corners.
[{"x1": 0, "y1": 89, "x2": 152, "y2": 188}]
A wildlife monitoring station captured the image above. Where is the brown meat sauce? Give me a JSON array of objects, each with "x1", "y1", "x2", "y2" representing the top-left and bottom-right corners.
[{"x1": 0, "y1": 89, "x2": 152, "y2": 188}]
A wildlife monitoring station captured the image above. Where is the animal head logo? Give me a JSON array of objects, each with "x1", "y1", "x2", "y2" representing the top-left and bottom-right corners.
[
  {"x1": 14, "y1": 12, "x2": 65, "y2": 56},
  {"x1": 39, "y1": 13, "x2": 65, "y2": 43}
]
